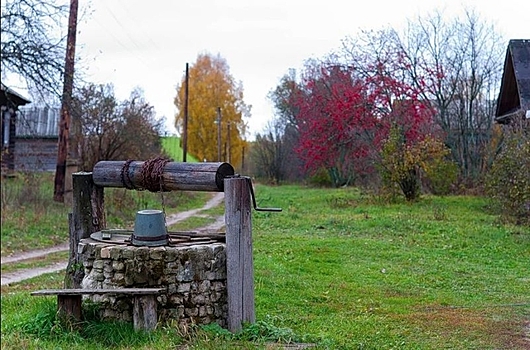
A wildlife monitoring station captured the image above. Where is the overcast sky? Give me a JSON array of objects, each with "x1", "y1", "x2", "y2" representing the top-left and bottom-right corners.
[{"x1": 74, "y1": 0, "x2": 529, "y2": 138}]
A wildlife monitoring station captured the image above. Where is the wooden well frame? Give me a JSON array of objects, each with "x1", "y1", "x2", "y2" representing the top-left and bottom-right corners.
[{"x1": 65, "y1": 160, "x2": 255, "y2": 332}]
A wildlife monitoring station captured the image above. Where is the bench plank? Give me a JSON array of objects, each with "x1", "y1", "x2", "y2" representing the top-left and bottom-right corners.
[{"x1": 31, "y1": 288, "x2": 164, "y2": 296}]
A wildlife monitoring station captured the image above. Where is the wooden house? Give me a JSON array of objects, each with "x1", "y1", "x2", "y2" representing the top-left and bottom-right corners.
[
  {"x1": 15, "y1": 105, "x2": 60, "y2": 171},
  {"x1": 1, "y1": 83, "x2": 31, "y2": 172},
  {"x1": 495, "y1": 39, "x2": 530, "y2": 127}
]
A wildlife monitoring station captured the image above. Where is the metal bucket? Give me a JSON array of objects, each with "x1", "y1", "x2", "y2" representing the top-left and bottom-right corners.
[{"x1": 132, "y1": 209, "x2": 169, "y2": 247}]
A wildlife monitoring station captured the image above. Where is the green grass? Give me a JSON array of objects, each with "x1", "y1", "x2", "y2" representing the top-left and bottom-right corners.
[
  {"x1": 0, "y1": 172, "x2": 211, "y2": 255},
  {"x1": 103, "y1": 188, "x2": 210, "y2": 228},
  {"x1": 251, "y1": 185, "x2": 530, "y2": 349},
  {"x1": 1, "y1": 172, "x2": 70, "y2": 255},
  {"x1": 161, "y1": 136, "x2": 198, "y2": 162},
  {"x1": 1, "y1": 279, "x2": 182, "y2": 350},
  {"x1": 1, "y1": 184, "x2": 529, "y2": 349}
]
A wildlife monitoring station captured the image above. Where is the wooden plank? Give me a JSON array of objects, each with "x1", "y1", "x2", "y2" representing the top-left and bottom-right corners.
[
  {"x1": 224, "y1": 177, "x2": 255, "y2": 333},
  {"x1": 133, "y1": 295, "x2": 158, "y2": 331},
  {"x1": 31, "y1": 288, "x2": 165, "y2": 296},
  {"x1": 92, "y1": 161, "x2": 234, "y2": 192}
]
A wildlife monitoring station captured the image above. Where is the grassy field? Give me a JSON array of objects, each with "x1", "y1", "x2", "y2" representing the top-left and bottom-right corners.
[
  {"x1": 251, "y1": 186, "x2": 529, "y2": 349},
  {"x1": 161, "y1": 136, "x2": 198, "y2": 162},
  {"x1": 0, "y1": 172, "x2": 210, "y2": 255},
  {"x1": 1, "y1": 183, "x2": 529, "y2": 349}
]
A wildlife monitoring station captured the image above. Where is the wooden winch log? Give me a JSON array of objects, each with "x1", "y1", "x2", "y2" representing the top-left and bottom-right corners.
[{"x1": 92, "y1": 160, "x2": 235, "y2": 192}]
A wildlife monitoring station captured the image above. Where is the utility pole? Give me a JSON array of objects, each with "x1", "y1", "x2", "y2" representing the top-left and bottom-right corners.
[
  {"x1": 226, "y1": 122, "x2": 231, "y2": 164},
  {"x1": 216, "y1": 107, "x2": 222, "y2": 162},
  {"x1": 54, "y1": 0, "x2": 79, "y2": 202},
  {"x1": 182, "y1": 63, "x2": 189, "y2": 162},
  {"x1": 241, "y1": 146, "x2": 245, "y2": 172}
]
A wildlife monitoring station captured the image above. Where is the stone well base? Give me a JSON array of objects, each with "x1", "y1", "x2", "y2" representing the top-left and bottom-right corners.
[{"x1": 78, "y1": 239, "x2": 227, "y2": 329}]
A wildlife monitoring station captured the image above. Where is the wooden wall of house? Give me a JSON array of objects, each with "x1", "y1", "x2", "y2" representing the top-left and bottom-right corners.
[
  {"x1": 14, "y1": 138, "x2": 58, "y2": 172},
  {"x1": 1, "y1": 110, "x2": 17, "y2": 172}
]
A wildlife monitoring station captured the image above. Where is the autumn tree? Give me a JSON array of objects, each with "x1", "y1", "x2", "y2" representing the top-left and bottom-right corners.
[
  {"x1": 72, "y1": 84, "x2": 164, "y2": 171},
  {"x1": 268, "y1": 69, "x2": 300, "y2": 128},
  {"x1": 401, "y1": 9, "x2": 503, "y2": 184},
  {"x1": 342, "y1": 9, "x2": 504, "y2": 186},
  {"x1": 292, "y1": 46, "x2": 449, "y2": 199},
  {"x1": 174, "y1": 53, "x2": 249, "y2": 166},
  {"x1": 293, "y1": 63, "x2": 378, "y2": 187}
]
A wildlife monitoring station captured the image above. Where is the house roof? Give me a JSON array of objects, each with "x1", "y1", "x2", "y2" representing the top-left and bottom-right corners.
[
  {"x1": 495, "y1": 39, "x2": 530, "y2": 124},
  {"x1": 16, "y1": 106, "x2": 60, "y2": 137},
  {"x1": 0, "y1": 83, "x2": 31, "y2": 109}
]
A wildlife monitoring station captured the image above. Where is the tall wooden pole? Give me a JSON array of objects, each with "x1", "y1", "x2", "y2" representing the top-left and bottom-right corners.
[
  {"x1": 182, "y1": 63, "x2": 189, "y2": 162},
  {"x1": 241, "y1": 146, "x2": 245, "y2": 172},
  {"x1": 54, "y1": 0, "x2": 79, "y2": 202},
  {"x1": 227, "y1": 122, "x2": 231, "y2": 164},
  {"x1": 217, "y1": 107, "x2": 222, "y2": 162}
]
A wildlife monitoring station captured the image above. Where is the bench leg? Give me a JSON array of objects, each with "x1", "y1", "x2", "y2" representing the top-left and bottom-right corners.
[
  {"x1": 133, "y1": 295, "x2": 157, "y2": 331},
  {"x1": 57, "y1": 295, "x2": 82, "y2": 322}
]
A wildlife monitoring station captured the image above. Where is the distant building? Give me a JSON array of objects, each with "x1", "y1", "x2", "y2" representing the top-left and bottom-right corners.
[
  {"x1": 15, "y1": 105, "x2": 60, "y2": 171},
  {"x1": 495, "y1": 39, "x2": 530, "y2": 127}
]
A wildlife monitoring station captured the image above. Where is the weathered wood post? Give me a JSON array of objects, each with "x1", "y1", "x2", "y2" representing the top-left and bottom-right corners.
[
  {"x1": 64, "y1": 172, "x2": 105, "y2": 289},
  {"x1": 224, "y1": 177, "x2": 255, "y2": 332}
]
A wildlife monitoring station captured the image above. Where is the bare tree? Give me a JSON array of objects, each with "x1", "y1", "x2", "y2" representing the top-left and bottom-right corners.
[
  {"x1": 252, "y1": 70, "x2": 304, "y2": 183},
  {"x1": 395, "y1": 9, "x2": 503, "y2": 183},
  {"x1": 1, "y1": 0, "x2": 67, "y2": 96},
  {"x1": 72, "y1": 84, "x2": 164, "y2": 171},
  {"x1": 341, "y1": 8, "x2": 504, "y2": 185},
  {"x1": 251, "y1": 118, "x2": 288, "y2": 184}
]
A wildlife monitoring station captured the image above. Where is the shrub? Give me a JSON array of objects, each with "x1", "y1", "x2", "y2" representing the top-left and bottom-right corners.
[
  {"x1": 307, "y1": 167, "x2": 332, "y2": 187},
  {"x1": 379, "y1": 126, "x2": 451, "y2": 201},
  {"x1": 486, "y1": 130, "x2": 530, "y2": 225},
  {"x1": 422, "y1": 158, "x2": 458, "y2": 195}
]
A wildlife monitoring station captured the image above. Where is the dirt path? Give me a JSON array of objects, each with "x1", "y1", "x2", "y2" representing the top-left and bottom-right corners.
[
  {"x1": 165, "y1": 192, "x2": 224, "y2": 226},
  {"x1": 0, "y1": 192, "x2": 225, "y2": 286},
  {"x1": 1, "y1": 262, "x2": 68, "y2": 286},
  {"x1": 1, "y1": 243, "x2": 70, "y2": 265}
]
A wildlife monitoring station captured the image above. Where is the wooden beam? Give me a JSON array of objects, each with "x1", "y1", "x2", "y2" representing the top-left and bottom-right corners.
[
  {"x1": 92, "y1": 161, "x2": 234, "y2": 192},
  {"x1": 224, "y1": 177, "x2": 255, "y2": 332}
]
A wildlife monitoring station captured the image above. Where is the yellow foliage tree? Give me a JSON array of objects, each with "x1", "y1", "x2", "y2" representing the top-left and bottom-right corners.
[{"x1": 174, "y1": 53, "x2": 249, "y2": 167}]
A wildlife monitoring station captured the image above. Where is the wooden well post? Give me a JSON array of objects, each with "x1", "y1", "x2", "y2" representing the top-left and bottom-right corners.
[
  {"x1": 224, "y1": 177, "x2": 255, "y2": 332},
  {"x1": 65, "y1": 172, "x2": 105, "y2": 288}
]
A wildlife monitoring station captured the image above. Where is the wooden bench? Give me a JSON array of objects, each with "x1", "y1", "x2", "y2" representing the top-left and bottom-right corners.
[{"x1": 31, "y1": 288, "x2": 165, "y2": 331}]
